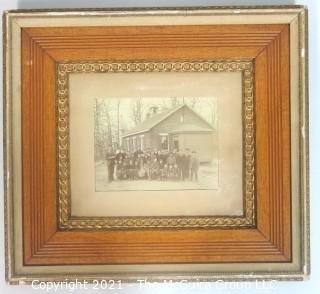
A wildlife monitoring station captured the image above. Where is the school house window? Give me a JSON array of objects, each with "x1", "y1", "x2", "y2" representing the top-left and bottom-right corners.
[
  {"x1": 140, "y1": 135, "x2": 145, "y2": 151},
  {"x1": 159, "y1": 134, "x2": 169, "y2": 150},
  {"x1": 126, "y1": 138, "x2": 130, "y2": 152},
  {"x1": 130, "y1": 137, "x2": 134, "y2": 151},
  {"x1": 136, "y1": 136, "x2": 140, "y2": 151},
  {"x1": 132, "y1": 136, "x2": 137, "y2": 151}
]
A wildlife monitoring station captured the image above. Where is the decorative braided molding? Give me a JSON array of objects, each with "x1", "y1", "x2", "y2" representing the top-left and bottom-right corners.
[{"x1": 57, "y1": 60, "x2": 255, "y2": 229}]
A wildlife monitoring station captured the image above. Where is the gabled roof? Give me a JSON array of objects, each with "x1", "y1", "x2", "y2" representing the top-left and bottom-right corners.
[
  {"x1": 122, "y1": 104, "x2": 213, "y2": 138},
  {"x1": 122, "y1": 104, "x2": 184, "y2": 137}
]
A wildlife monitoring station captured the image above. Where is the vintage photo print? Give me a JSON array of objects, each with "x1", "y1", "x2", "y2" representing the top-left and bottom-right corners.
[
  {"x1": 94, "y1": 97, "x2": 218, "y2": 191},
  {"x1": 69, "y1": 71, "x2": 243, "y2": 217}
]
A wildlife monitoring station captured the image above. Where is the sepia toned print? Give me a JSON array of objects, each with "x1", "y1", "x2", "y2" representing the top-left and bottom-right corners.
[{"x1": 94, "y1": 97, "x2": 218, "y2": 191}]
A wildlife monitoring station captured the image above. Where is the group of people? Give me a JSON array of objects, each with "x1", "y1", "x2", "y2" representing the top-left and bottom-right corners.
[{"x1": 105, "y1": 148, "x2": 200, "y2": 183}]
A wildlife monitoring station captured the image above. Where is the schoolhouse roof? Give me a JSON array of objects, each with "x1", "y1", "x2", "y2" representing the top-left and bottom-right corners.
[{"x1": 122, "y1": 104, "x2": 213, "y2": 138}]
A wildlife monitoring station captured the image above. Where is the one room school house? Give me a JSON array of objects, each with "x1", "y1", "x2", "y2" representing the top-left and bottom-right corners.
[{"x1": 122, "y1": 104, "x2": 217, "y2": 163}]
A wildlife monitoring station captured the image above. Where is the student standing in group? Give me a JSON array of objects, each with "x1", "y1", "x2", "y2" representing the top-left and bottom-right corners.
[
  {"x1": 190, "y1": 151, "x2": 200, "y2": 181},
  {"x1": 182, "y1": 149, "x2": 191, "y2": 180},
  {"x1": 106, "y1": 146, "x2": 115, "y2": 183},
  {"x1": 176, "y1": 150, "x2": 184, "y2": 180}
]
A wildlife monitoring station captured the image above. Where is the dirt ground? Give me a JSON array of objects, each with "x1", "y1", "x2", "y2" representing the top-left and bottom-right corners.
[{"x1": 95, "y1": 161, "x2": 218, "y2": 191}]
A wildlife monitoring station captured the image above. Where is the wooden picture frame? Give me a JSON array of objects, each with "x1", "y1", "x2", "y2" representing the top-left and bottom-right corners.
[{"x1": 3, "y1": 6, "x2": 309, "y2": 283}]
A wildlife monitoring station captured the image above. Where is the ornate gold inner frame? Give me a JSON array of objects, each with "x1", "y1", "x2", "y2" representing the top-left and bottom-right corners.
[{"x1": 57, "y1": 60, "x2": 255, "y2": 229}]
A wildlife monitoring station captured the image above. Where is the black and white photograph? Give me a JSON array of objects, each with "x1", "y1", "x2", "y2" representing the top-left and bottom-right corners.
[{"x1": 94, "y1": 97, "x2": 218, "y2": 191}]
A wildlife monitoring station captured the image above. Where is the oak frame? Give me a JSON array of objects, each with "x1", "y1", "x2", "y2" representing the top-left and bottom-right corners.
[{"x1": 3, "y1": 6, "x2": 309, "y2": 283}]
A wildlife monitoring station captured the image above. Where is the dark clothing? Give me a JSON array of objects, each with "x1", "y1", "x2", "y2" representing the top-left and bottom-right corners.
[
  {"x1": 190, "y1": 156, "x2": 200, "y2": 181},
  {"x1": 133, "y1": 150, "x2": 143, "y2": 159},
  {"x1": 190, "y1": 156, "x2": 200, "y2": 170},
  {"x1": 106, "y1": 152, "x2": 115, "y2": 182},
  {"x1": 115, "y1": 160, "x2": 125, "y2": 180},
  {"x1": 150, "y1": 160, "x2": 160, "y2": 179},
  {"x1": 182, "y1": 154, "x2": 191, "y2": 180},
  {"x1": 150, "y1": 153, "x2": 159, "y2": 162},
  {"x1": 166, "y1": 155, "x2": 176, "y2": 166},
  {"x1": 104, "y1": 149, "x2": 201, "y2": 183},
  {"x1": 176, "y1": 154, "x2": 184, "y2": 166},
  {"x1": 115, "y1": 152, "x2": 126, "y2": 161},
  {"x1": 176, "y1": 154, "x2": 184, "y2": 180},
  {"x1": 159, "y1": 153, "x2": 168, "y2": 163}
]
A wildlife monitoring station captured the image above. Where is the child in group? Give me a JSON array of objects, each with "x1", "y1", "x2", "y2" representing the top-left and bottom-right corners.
[
  {"x1": 137, "y1": 154, "x2": 147, "y2": 179},
  {"x1": 133, "y1": 158, "x2": 140, "y2": 179},
  {"x1": 173, "y1": 164, "x2": 179, "y2": 180},
  {"x1": 121, "y1": 160, "x2": 126, "y2": 180},
  {"x1": 115, "y1": 158, "x2": 124, "y2": 180},
  {"x1": 127, "y1": 158, "x2": 136, "y2": 180},
  {"x1": 144, "y1": 159, "x2": 151, "y2": 180},
  {"x1": 158, "y1": 159, "x2": 165, "y2": 180},
  {"x1": 167, "y1": 164, "x2": 175, "y2": 180},
  {"x1": 161, "y1": 164, "x2": 168, "y2": 180},
  {"x1": 150, "y1": 158, "x2": 160, "y2": 180}
]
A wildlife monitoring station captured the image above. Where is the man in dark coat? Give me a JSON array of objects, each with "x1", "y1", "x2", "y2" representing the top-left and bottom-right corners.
[
  {"x1": 190, "y1": 151, "x2": 200, "y2": 181},
  {"x1": 133, "y1": 149, "x2": 143, "y2": 159},
  {"x1": 115, "y1": 149, "x2": 126, "y2": 162},
  {"x1": 176, "y1": 150, "x2": 184, "y2": 180},
  {"x1": 159, "y1": 150, "x2": 168, "y2": 164},
  {"x1": 106, "y1": 147, "x2": 115, "y2": 182},
  {"x1": 182, "y1": 149, "x2": 191, "y2": 180}
]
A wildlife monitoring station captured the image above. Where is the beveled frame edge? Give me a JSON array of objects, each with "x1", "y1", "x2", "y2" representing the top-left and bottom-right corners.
[
  {"x1": 3, "y1": 10, "x2": 15, "y2": 285},
  {"x1": 2, "y1": 6, "x2": 309, "y2": 284},
  {"x1": 57, "y1": 60, "x2": 255, "y2": 230},
  {"x1": 299, "y1": 7, "x2": 310, "y2": 278},
  {"x1": 3, "y1": 5, "x2": 307, "y2": 15}
]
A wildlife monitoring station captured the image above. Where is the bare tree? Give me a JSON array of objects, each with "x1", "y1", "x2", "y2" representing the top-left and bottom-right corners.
[
  {"x1": 205, "y1": 98, "x2": 217, "y2": 127},
  {"x1": 95, "y1": 98, "x2": 114, "y2": 161},
  {"x1": 131, "y1": 98, "x2": 144, "y2": 126}
]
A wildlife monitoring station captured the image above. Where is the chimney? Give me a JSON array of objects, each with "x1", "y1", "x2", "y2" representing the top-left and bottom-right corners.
[
  {"x1": 151, "y1": 106, "x2": 158, "y2": 114},
  {"x1": 147, "y1": 106, "x2": 158, "y2": 118}
]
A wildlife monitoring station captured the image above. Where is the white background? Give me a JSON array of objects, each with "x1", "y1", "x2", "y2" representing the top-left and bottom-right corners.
[{"x1": 0, "y1": 0, "x2": 319, "y2": 293}]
